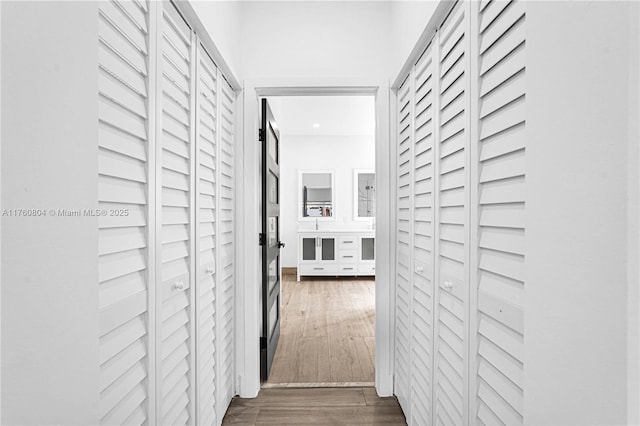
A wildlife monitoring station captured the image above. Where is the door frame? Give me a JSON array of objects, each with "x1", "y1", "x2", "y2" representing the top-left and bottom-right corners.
[{"x1": 236, "y1": 78, "x2": 395, "y2": 398}]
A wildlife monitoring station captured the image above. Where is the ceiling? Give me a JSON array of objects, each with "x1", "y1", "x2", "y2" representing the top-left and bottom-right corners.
[{"x1": 267, "y1": 96, "x2": 375, "y2": 136}]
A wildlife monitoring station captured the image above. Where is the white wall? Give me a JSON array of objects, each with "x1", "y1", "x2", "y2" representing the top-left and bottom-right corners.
[
  {"x1": 389, "y1": 1, "x2": 439, "y2": 80},
  {"x1": 0, "y1": 1, "x2": 3, "y2": 421},
  {"x1": 628, "y1": 1, "x2": 640, "y2": 423},
  {"x1": 239, "y1": 1, "x2": 392, "y2": 79},
  {"x1": 525, "y1": 2, "x2": 631, "y2": 424},
  {"x1": 192, "y1": 0, "x2": 441, "y2": 83},
  {"x1": 280, "y1": 135, "x2": 375, "y2": 267},
  {"x1": 1, "y1": 2, "x2": 100, "y2": 424},
  {"x1": 189, "y1": 0, "x2": 242, "y2": 80}
]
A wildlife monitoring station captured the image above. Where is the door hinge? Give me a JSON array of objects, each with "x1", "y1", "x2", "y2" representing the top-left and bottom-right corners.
[
  {"x1": 259, "y1": 129, "x2": 266, "y2": 142},
  {"x1": 260, "y1": 337, "x2": 267, "y2": 350},
  {"x1": 259, "y1": 232, "x2": 266, "y2": 246}
]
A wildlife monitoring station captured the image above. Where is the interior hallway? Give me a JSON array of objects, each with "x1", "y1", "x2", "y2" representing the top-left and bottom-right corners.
[
  {"x1": 265, "y1": 273, "x2": 375, "y2": 385},
  {"x1": 221, "y1": 387, "x2": 405, "y2": 425},
  {"x1": 1, "y1": 1, "x2": 638, "y2": 425}
]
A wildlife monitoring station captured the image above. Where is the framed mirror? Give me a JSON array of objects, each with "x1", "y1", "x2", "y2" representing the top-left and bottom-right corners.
[
  {"x1": 354, "y1": 169, "x2": 375, "y2": 220},
  {"x1": 298, "y1": 170, "x2": 335, "y2": 221}
]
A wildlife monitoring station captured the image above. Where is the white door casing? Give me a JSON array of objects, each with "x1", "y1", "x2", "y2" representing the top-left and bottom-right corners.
[{"x1": 237, "y1": 81, "x2": 392, "y2": 398}]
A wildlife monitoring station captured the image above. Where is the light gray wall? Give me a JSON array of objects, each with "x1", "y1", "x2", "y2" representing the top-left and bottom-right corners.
[
  {"x1": 628, "y1": 1, "x2": 640, "y2": 423},
  {"x1": 194, "y1": 0, "x2": 440, "y2": 82},
  {"x1": 525, "y1": 2, "x2": 631, "y2": 424},
  {"x1": 189, "y1": 0, "x2": 242, "y2": 80},
  {"x1": 1, "y1": 2, "x2": 100, "y2": 424},
  {"x1": 389, "y1": 1, "x2": 439, "y2": 80},
  {"x1": 239, "y1": 1, "x2": 392, "y2": 79}
]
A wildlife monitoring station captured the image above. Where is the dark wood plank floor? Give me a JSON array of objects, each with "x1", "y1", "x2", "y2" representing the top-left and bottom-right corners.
[{"x1": 222, "y1": 387, "x2": 406, "y2": 425}]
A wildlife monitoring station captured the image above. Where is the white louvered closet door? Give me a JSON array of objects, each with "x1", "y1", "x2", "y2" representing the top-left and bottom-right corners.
[
  {"x1": 395, "y1": 77, "x2": 413, "y2": 416},
  {"x1": 410, "y1": 41, "x2": 436, "y2": 426},
  {"x1": 97, "y1": 1, "x2": 153, "y2": 424},
  {"x1": 196, "y1": 45, "x2": 219, "y2": 426},
  {"x1": 433, "y1": 1, "x2": 470, "y2": 425},
  {"x1": 97, "y1": 2, "x2": 238, "y2": 424},
  {"x1": 217, "y1": 77, "x2": 236, "y2": 416},
  {"x1": 157, "y1": 2, "x2": 195, "y2": 424},
  {"x1": 470, "y1": 1, "x2": 526, "y2": 425},
  {"x1": 392, "y1": 1, "x2": 529, "y2": 424}
]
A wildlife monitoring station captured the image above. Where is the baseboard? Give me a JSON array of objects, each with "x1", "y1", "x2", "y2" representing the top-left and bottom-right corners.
[
  {"x1": 282, "y1": 267, "x2": 297, "y2": 276},
  {"x1": 375, "y1": 373, "x2": 394, "y2": 397},
  {"x1": 261, "y1": 382, "x2": 375, "y2": 389}
]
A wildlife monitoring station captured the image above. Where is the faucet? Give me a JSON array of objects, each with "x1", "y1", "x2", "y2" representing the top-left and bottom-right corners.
[{"x1": 315, "y1": 218, "x2": 319, "y2": 230}]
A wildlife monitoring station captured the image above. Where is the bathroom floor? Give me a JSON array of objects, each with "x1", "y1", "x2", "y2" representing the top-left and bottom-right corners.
[{"x1": 264, "y1": 274, "x2": 376, "y2": 385}]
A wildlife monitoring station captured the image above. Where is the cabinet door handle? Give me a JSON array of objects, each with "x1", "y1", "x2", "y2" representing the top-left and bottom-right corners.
[
  {"x1": 343, "y1": 241, "x2": 353, "y2": 244},
  {"x1": 314, "y1": 267, "x2": 324, "y2": 270},
  {"x1": 343, "y1": 267, "x2": 354, "y2": 271},
  {"x1": 343, "y1": 255, "x2": 353, "y2": 258}
]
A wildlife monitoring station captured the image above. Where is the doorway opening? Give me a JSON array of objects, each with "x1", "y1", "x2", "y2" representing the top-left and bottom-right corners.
[{"x1": 260, "y1": 95, "x2": 377, "y2": 388}]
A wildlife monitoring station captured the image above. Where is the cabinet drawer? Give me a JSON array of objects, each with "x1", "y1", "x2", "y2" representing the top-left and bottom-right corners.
[
  {"x1": 340, "y1": 264, "x2": 357, "y2": 274},
  {"x1": 338, "y1": 249, "x2": 357, "y2": 263},
  {"x1": 358, "y1": 264, "x2": 376, "y2": 275},
  {"x1": 339, "y1": 237, "x2": 357, "y2": 248},
  {"x1": 299, "y1": 264, "x2": 338, "y2": 276}
]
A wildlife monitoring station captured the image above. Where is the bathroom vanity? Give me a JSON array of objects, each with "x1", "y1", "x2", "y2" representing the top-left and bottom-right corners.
[{"x1": 296, "y1": 230, "x2": 375, "y2": 281}]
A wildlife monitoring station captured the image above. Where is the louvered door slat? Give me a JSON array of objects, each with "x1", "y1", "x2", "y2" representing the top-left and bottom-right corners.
[
  {"x1": 410, "y1": 41, "x2": 435, "y2": 426},
  {"x1": 98, "y1": 1, "x2": 151, "y2": 424},
  {"x1": 395, "y1": 77, "x2": 412, "y2": 418},
  {"x1": 158, "y1": 3, "x2": 194, "y2": 425},
  {"x1": 196, "y1": 44, "x2": 219, "y2": 426},
  {"x1": 433, "y1": 2, "x2": 469, "y2": 425},
  {"x1": 472, "y1": 1, "x2": 526, "y2": 424},
  {"x1": 217, "y1": 77, "x2": 236, "y2": 418}
]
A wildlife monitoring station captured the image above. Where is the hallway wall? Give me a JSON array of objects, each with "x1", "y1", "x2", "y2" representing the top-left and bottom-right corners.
[
  {"x1": 628, "y1": 0, "x2": 640, "y2": 422},
  {"x1": 189, "y1": 1, "x2": 242, "y2": 80},
  {"x1": 192, "y1": 0, "x2": 441, "y2": 82},
  {"x1": 389, "y1": 1, "x2": 439, "y2": 81},
  {"x1": 526, "y1": 2, "x2": 631, "y2": 424},
  {"x1": 238, "y1": 1, "x2": 392, "y2": 80},
  {"x1": 1, "y1": 2, "x2": 100, "y2": 423}
]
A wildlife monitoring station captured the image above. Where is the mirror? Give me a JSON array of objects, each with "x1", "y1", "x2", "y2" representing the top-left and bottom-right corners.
[
  {"x1": 299, "y1": 171, "x2": 334, "y2": 220},
  {"x1": 354, "y1": 169, "x2": 375, "y2": 219}
]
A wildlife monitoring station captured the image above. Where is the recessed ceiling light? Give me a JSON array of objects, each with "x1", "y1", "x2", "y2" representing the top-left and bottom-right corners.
[{"x1": 313, "y1": 123, "x2": 320, "y2": 128}]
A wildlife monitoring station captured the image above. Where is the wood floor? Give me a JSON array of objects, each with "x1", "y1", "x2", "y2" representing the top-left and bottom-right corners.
[
  {"x1": 265, "y1": 274, "x2": 376, "y2": 384},
  {"x1": 221, "y1": 387, "x2": 406, "y2": 425}
]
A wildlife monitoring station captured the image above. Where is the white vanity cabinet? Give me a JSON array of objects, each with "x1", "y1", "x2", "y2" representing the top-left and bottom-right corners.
[{"x1": 297, "y1": 231, "x2": 375, "y2": 281}]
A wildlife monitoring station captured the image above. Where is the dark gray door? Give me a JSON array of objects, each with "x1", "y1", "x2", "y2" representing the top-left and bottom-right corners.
[{"x1": 260, "y1": 98, "x2": 283, "y2": 380}]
